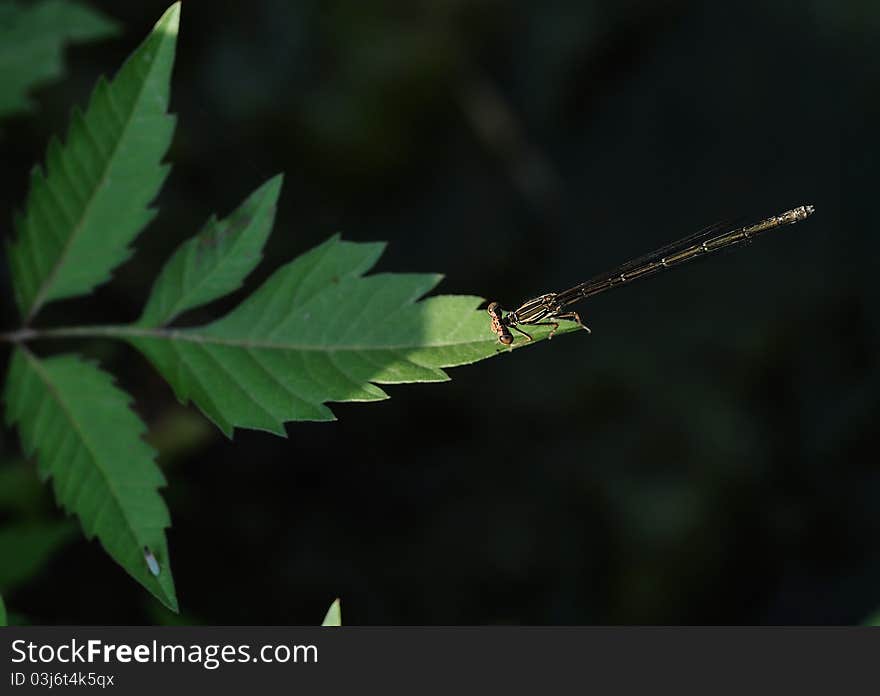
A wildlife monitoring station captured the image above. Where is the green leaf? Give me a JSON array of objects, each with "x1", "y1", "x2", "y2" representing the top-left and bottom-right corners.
[
  {"x1": 139, "y1": 175, "x2": 284, "y2": 327},
  {"x1": 0, "y1": 521, "x2": 76, "y2": 592},
  {"x1": 0, "y1": 0, "x2": 119, "y2": 118},
  {"x1": 3, "y1": 349, "x2": 177, "y2": 611},
  {"x1": 321, "y1": 598, "x2": 342, "y2": 626},
  {"x1": 7, "y1": 2, "x2": 179, "y2": 322},
  {"x1": 0, "y1": 593, "x2": 6, "y2": 626},
  {"x1": 124, "y1": 235, "x2": 580, "y2": 436}
]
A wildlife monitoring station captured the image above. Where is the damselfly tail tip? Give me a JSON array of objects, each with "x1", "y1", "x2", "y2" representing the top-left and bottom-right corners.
[
  {"x1": 794, "y1": 203, "x2": 815, "y2": 219},
  {"x1": 784, "y1": 204, "x2": 815, "y2": 224}
]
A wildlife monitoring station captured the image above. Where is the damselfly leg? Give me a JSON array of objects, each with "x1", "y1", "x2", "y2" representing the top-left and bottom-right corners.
[
  {"x1": 548, "y1": 312, "x2": 591, "y2": 339},
  {"x1": 511, "y1": 325, "x2": 534, "y2": 342}
]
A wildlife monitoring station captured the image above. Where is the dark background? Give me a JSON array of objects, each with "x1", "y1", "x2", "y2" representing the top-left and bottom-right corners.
[{"x1": 1, "y1": 0, "x2": 877, "y2": 624}]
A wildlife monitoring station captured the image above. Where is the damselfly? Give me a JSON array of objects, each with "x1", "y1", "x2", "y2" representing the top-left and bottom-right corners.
[{"x1": 488, "y1": 205, "x2": 815, "y2": 345}]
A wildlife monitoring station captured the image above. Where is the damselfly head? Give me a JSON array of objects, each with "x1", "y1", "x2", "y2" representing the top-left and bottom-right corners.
[{"x1": 487, "y1": 302, "x2": 515, "y2": 345}]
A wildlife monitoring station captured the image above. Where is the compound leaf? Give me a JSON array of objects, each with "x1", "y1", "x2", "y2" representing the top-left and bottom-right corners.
[
  {"x1": 7, "y1": 2, "x2": 179, "y2": 322},
  {"x1": 139, "y1": 174, "x2": 283, "y2": 327},
  {"x1": 3, "y1": 349, "x2": 177, "y2": 611},
  {"x1": 0, "y1": 0, "x2": 119, "y2": 118},
  {"x1": 124, "y1": 235, "x2": 579, "y2": 437}
]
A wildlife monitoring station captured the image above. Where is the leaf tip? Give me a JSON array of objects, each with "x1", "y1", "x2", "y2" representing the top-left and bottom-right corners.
[
  {"x1": 269, "y1": 424, "x2": 288, "y2": 438},
  {"x1": 257, "y1": 173, "x2": 284, "y2": 208},
  {"x1": 160, "y1": 590, "x2": 179, "y2": 614},
  {"x1": 321, "y1": 598, "x2": 342, "y2": 626},
  {"x1": 157, "y1": 3, "x2": 182, "y2": 36},
  {"x1": 266, "y1": 172, "x2": 285, "y2": 189}
]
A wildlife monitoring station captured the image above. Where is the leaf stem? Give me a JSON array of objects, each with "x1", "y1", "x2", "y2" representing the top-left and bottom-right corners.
[{"x1": 0, "y1": 325, "x2": 160, "y2": 343}]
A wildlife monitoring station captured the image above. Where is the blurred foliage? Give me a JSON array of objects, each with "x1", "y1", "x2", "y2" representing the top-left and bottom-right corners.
[
  {"x1": 144, "y1": 405, "x2": 216, "y2": 467},
  {"x1": 0, "y1": 458, "x2": 73, "y2": 619},
  {"x1": 0, "y1": 520, "x2": 75, "y2": 592},
  {"x1": 0, "y1": 0, "x2": 117, "y2": 118},
  {"x1": 0, "y1": 458, "x2": 50, "y2": 518}
]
